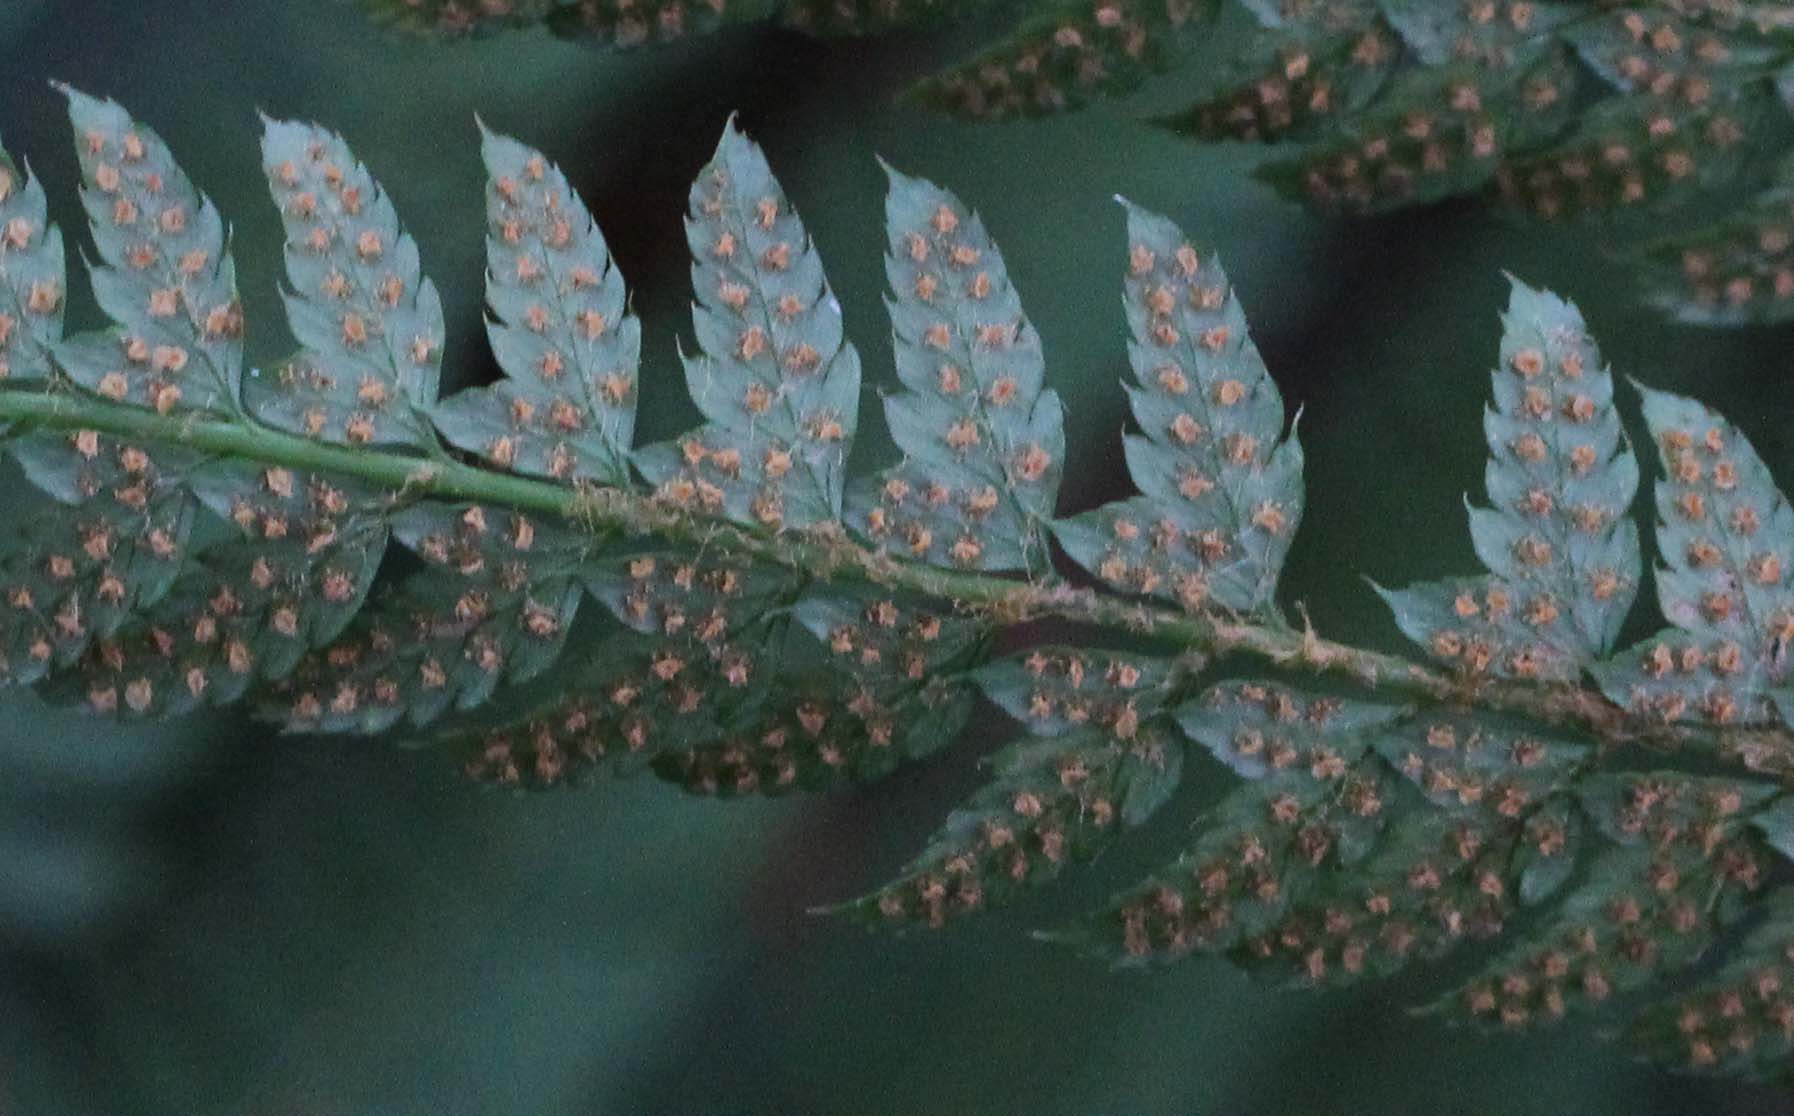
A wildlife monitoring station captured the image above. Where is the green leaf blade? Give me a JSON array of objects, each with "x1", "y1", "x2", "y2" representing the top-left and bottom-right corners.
[
  {"x1": 1435, "y1": 773, "x2": 1773, "y2": 1031},
  {"x1": 40, "y1": 465, "x2": 390, "y2": 717},
  {"x1": 1155, "y1": 2, "x2": 1397, "y2": 144},
  {"x1": 0, "y1": 139, "x2": 64, "y2": 385},
  {"x1": 1384, "y1": 278, "x2": 1640, "y2": 681},
  {"x1": 249, "y1": 116, "x2": 444, "y2": 449},
  {"x1": 1596, "y1": 383, "x2": 1794, "y2": 726},
  {"x1": 852, "y1": 727, "x2": 1184, "y2": 928},
  {"x1": 1079, "y1": 681, "x2": 1404, "y2": 965},
  {"x1": 848, "y1": 165, "x2": 1063, "y2": 573},
  {"x1": 909, "y1": 0, "x2": 1222, "y2": 119},
  {"x1": 1633, "y1": 178, "x2": 1794, "y2": 326},
  {"x1": 440, "y1": 550, "x2": 801, "y2": 786},
  {"x1": 0, "y1": 483, "x2": 196, "y2": 690},
  {"x1": 1378, "y1": 0, "x2": 1583, "y2": 68},
  {"x1": 637, "y1": 120, "x2": 860, "y2": 532},
  {"x1": 270, "y1": 503, "x2": 589, "y2": 733},
  {"x1": 1497, "y1": 84, "x2": 1771, "y2": 219},
  {"x1": 1260, "y1": 45, "x2": 1580, "y2": 215},
  {"x1": 354, "y1": 0, "x2": 562, "y2": 37},
  {"x1": 1056, "y1": 202, "x2": 1303, "y2": 614},
  {"x1": 57, "y1": 88, "x2": 244, "y2": 414},
  {"x1": 977, "y1": 646, "x2": 1177, "y2": 741},
  {"x1": 432, "y1": 127, "x2": 640, "y2": 487},
  {"x1": 653, "y1": 586, "x2": 989, "y2": 794},
  {"x1": 1621, "y1": 890, "x2": 1794, "y2": 1077}
]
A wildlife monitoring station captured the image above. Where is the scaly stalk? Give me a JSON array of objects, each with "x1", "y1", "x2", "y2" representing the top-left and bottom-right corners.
[{"x1": 7, "y1": 385, "x2": 1790, "y2": 775}]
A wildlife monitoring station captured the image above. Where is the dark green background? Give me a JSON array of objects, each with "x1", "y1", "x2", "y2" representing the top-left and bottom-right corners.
[{"x1": 3, "y1": 1, "x2": 1793, "y2": 1112}]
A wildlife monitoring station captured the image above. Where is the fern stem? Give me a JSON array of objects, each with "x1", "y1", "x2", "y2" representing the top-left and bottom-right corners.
[
  {"x1": 5, "y1": 386, "x2": 1791, "y2": 774},
  {"x1": 0, "y1": 388, "x2": 576, "y2": 518}
]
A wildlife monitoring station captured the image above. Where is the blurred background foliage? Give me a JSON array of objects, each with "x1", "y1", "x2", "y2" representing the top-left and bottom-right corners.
[{"x1": 3, "y1": 0, "x2": 1794, "y2": 1112}]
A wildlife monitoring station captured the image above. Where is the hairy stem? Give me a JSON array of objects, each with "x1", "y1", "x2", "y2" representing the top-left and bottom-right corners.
[{"x1": 5, "y1": 386, "x2": 1792, "y2": 774}]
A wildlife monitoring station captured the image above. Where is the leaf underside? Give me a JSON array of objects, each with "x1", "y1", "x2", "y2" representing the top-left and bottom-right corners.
[
  {"x1": 1381, "y1": 279, "x2": 1641, "y2": 682},
  {"x1": 9, "y1": 84, "x2": 1794, "y2": 1087}
]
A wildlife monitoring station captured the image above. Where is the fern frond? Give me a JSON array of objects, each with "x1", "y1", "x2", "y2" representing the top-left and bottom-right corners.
[
  {"x1": 975, "y1": 646, "x2": 1178, "y2": 739},
  {"x1": 454, "y1": 577, "x2": 992, "y2": 792},
  {"x1": 8, "y1": 94, "x2": 296, "y2": 709},
  {"x1": 1564, "y1": 7, "x2": 1787, "y2": 95},
  {"x1": 54, "y1": 465, "x2": 391, "y2": 717},
  {"x1": 855, "y1": 648, "x2": 1186, "y2": 921},
  {"x1": 1376, "y1": 0, "x2": 1583, "y2": 68},
  {"x1": 336, "y1": 0, "x2": 1794, "y2": 322},
  {"x1": 13, "y1": 87, "x2": 1794, "y2": 1083},
  {"x1": 1080, "y1": 689, "x2": 1603, "y2": 993},
  {"x1": 846, "y1": 165, "x2": 1063, "y2": 573},
  {"x1": 0, "y1": 485, "x2": 197, "y2": 693},
  {"x1": 1175, "y1": 2, "x2": 1794, "y2": 307},
  {"x1": 1380, "y1": 279, "x2": 1641, "y2": 682}
]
